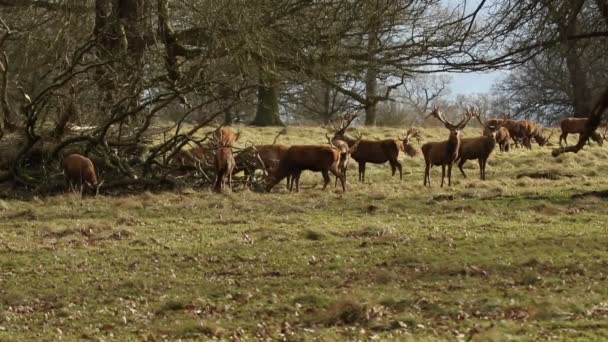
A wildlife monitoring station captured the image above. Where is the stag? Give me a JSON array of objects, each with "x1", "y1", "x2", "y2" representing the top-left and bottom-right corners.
[
  {"x1": 329, "y1": 114, "x2": 403, "y2": 182},
  {"x1": 214, "y1": 126, "x2": 240, "y2": 148},
  {"x1": 456, "y1": 111, "x2": 497, "y2": 180},
  {"x1": 559, "y1": 117, "x2": 604, "y2": 147},
  {"x1": 399, "y1": 128, "x2": 422, "y2": 158},
  {"x1": 326, "y1": 133, "x2": 361, "y2": 187},
  {"x1": 421, "y1": 106, "x2": 473, "y2": 187},
  {"x1": 266, "y1": 145, "x2": 344, "y2": 193},
  {"x1": 213, "y1": 147, "x2": 235, "y2": 192},
  {"x1": 62, "y1": 154, "x2": 104, "y2": 196}
]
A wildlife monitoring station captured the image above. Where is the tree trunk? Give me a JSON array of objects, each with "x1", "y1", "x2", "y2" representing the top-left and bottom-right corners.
[
  {"x1": 364, "y1": 14, "x2": 379, "y2": 126},
  {"x1": 251, "y1": 77, "x2": 284, "y2": 126},
  {"x1": 564, "y1": 26, "x2": 591, "y2": 117}
]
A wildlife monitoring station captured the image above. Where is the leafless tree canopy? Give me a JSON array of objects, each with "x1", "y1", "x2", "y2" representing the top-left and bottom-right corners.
[{"x1": 0, "y1": 0, "x2": 607, "y2": 192}]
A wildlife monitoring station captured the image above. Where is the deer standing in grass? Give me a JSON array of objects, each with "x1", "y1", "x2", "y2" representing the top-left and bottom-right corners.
[
  {"x1": 266, "y1": 145, "x2": 345, "y2": 193},
  {"x1": 421, "y1": 106, "x2": 473, "y2": 187},
  {"x1": 62, "y1": 154, "x2": 104, "y2": 196},
  {"x1": 213, "y1": 127, "x2": 237, "y2": 192},
  {"x1": 456, "y1": 110, "x2": 498, "y2": 180},
  {"x1": 559, "y1": 117, "x2": 604, "y2": 147},
  {"x1": 329, "y1": 114, "x2": 403, "y2": 182},
  {"x1": 326, "y1": 133, "x2": 361, "y2": 187}
]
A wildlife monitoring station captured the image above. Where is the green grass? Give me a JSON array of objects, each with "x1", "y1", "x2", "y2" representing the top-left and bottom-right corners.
[{"x1": 1, "y1": 126, "x2": 608, "y2": 340}]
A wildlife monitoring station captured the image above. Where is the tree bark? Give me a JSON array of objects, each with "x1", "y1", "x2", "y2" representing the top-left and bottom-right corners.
[{"x1": 251, "y1": 75, "x2": 284, "y2": 126}]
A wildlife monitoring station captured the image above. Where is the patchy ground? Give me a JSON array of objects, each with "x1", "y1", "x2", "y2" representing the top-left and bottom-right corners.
[{"x1": 1, "y1": 126, "x2": 608, "y2": 340}]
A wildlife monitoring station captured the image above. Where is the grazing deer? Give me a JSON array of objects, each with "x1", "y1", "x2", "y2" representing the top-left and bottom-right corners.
[
  {"x1": 421, "y1": 106, "x2": 473, "y2": 187},
  {"x1": 456, "y1": 110, "x2": 497, "y2": 180},
  {"x1": 213, "y1": 147, "x2": 235, "y2": 192},
  {"x1": 235, "y1": 144, "x2": 293, "y2": 188},
  {"x1": 328, "y1": 114, "x2": 403, "y2": 182},
  {"x1": 559, "y1": 117, "x2": 604, "y2": 147},
  {"x1": 266, "y1": 145, "x2": 345, "y2": 193},
  {"x1": 399, "y1": 128, "x2": 422, "y2": 158},
  {"x1": 62, "y1": 154, "x2": 104, "y2": 196}
]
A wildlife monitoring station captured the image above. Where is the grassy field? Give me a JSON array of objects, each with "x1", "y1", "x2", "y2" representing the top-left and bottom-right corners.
[{"x1": 1, "y1": 126, "x2": 608, "y2": 341}]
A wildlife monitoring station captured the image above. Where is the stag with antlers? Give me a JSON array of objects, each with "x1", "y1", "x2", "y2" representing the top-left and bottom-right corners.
[
  {"x1": 328, "y1": 114, "x2": 404, "y2": 182},
  {"x1": 421, "y1": 106, "x2": 473, "y2": 187}
]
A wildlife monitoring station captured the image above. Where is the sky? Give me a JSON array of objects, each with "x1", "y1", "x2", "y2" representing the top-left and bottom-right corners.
[{"x1": 447, "y1": 71, "x2": 504, "y2": 97}]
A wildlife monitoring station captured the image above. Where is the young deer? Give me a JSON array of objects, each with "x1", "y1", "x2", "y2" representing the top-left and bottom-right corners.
[
  {"x1": 329, "y1": 114, "x2": 402, "y2": 182},
  {"x1": 456, "y1": 110, "x2": 497, "y2": 180},
  {"x1": 62, "y1": 154, "x2": 104, "y2": 196},
  {"x1": 421, "y1": 106, "x2": 473, "y2": 187}
]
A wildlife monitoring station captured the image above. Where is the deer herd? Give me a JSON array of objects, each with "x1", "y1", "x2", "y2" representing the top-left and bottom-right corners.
[{"x1": 62, "y1": 108, "x2": 608, "y2": 196}]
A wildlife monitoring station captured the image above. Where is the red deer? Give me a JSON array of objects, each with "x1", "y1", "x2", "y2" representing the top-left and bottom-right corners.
[
  {"x1": 495, "y1": 126, "x2": 511, "y2": 152},
  {"x1": 399, "y1": 128, "x2": 423, "y2": 158},
  {"x1": 456, "y1": 111, "x2": 497, "y2": 180},
  {"x1": 559, "y1": 117, "x2": 604, "y2": 147},
  {"x1": 62, "y1": 154, "x2": 104, "y2": 195},
  {"x1": 214, "y1": 126, "x2": 240, "y2": 148},
  {"x1": 482, "y1": 124, "x2": 510, "y2": 152},
  {"x1": 266, "y1": 145, "x2": 345, "y2": 193},
  {"x1": 421, "y1": 106, "x2": 473, "y2": 187},
  {"x1": 329, "y1": 114, "x2": 402, "y2": 182},
  {"x1": 235, "y1": 144, "x2": 293, "y2": 188},
  {"x1": 326, "y1": 133, "x2": 361, "y2": 187},
  {"x1": 214, "y1": 147, "x2": 235, "y2": 192}
]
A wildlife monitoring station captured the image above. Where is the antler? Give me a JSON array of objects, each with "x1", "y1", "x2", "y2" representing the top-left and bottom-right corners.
[
  {"x1": 400, "y1": 127, "x2": 422, "y2": 143},
  {"x1": 327, "y1": 113, "x2": 357, "y2": 135},
  {"x1": 426, "y1": 106, "x2": 472, "y2": 131},
  {"x1": 271, "y1": 128, "x2": 287, "y2": 145}
]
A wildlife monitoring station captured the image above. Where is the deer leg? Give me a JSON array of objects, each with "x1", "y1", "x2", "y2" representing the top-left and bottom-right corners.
[
  {"x1": 295, "y1": 171, "x2": 302, "y2": 192},
  {"x1": 330, "y1": 165, "x2": 345, "y2": 192},
  {"x1": 395, "y1": 160, "x2": 403, "y2": 180},
  {"x1": 440, "y1": 165, "x2": 446, "y2": 188},
  {"x1": 447, "y1": 163, "x2": 453, "y2": 186},
  {"x1": 321, "y1": 170, "x2": 331, "y2": 190},
  {"x1": 358, "y1": 162, "x2": 366, "y2": 182},
  {"x1": 479, "y1": 158, "x2": 484, "y2": 180},
  {"x1": 458, "y1": 159, "x2": 467, "y2": 178},
  {"x1": 424, "y1": 162, "x2": 430, "y2": 186}
]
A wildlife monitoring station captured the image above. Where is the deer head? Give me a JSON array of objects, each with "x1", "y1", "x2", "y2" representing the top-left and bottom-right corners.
[
  {"x1": 473, "y1": 108, "x2": 498, "y2": 139},
  {"x1": 327, "y1": 113, "x2": 357, "y2": 140},
  {"x1": 425, "y1": 105, "x2": 472, "y2": 140},
  {"x1": 399, "y1": 127, "x2": 422, "y2": 146}
]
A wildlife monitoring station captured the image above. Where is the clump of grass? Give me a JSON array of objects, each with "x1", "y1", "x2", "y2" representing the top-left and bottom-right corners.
[
  {"x1": 318, "y1": 299, "x2": 371, "y2": 326},
  {"x1": 303, "y1": 229, "x2": 325, "y2": 241},
  {"x1": 155, "y1": 299, "x2": 191, "y2": 315}
]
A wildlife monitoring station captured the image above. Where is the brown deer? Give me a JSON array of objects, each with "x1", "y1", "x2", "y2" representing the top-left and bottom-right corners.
[
  {"x1": 326, "y1": 133, "x2": 361, "y2": 187},
  {"x1": 399, "y1": 128, "x2": 423, "y2": 157},
  {"x1": 559, "y1": 117, "x2": 604, "y2": 147},
  {"x1": 214, "y1": 126, "x2": 240, "y2": 148},
  {"x1": 421, "y1": 106, "x2": 473, "y2": 187},
  {"x1": 235, "y1": 144, "x2": 292, "y2": 188},
  {"x1": 266, "y1": 145, "x2": 345, "y2": 193},
  {"x1": 329, "y1": 114, "x2": 402, "y2": 182},
  {"x1": 495, "y1": 126, "x2": 511, "y2": 152},
  {"x1": 456, "y1": 111, "x2": 497, "y2": 180},
  {"x1": 213, "y1": 147, "x2": 235, "y2": 192},
  {"x1": 62, "y1": 154, "x2": 104, "y2": 195}
]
